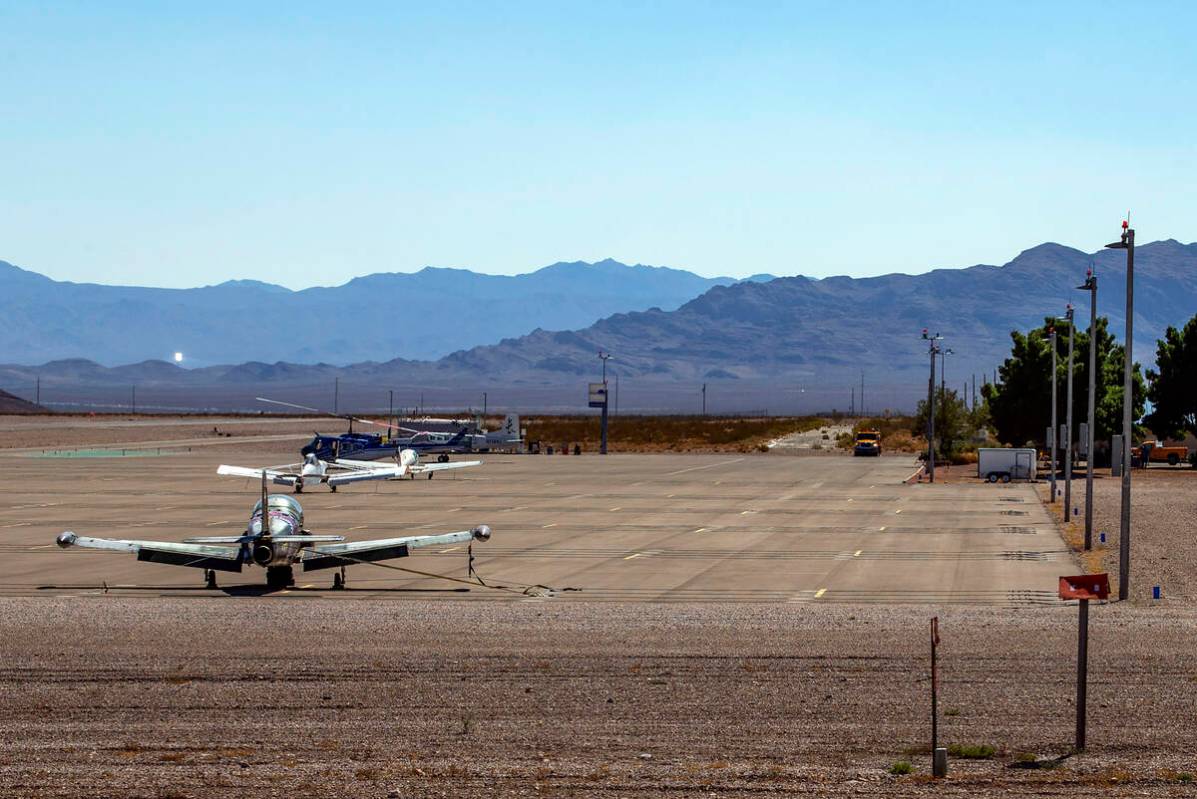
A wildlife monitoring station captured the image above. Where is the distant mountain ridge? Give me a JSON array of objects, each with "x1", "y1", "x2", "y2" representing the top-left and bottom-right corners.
[
  {"x1": 2, "y1": 239, "x2": 1194, "y2": 414},
  {"x1": 0, "y1": 258, "x2": 774, "y2": 366}
]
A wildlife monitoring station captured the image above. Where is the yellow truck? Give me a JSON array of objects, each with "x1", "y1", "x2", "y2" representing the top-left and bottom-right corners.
[
  {"x1": 853, "y1": 430, "x2": 881, "y2": 457},
  {"x1": 1131, "y1": 440, "x2": 1190, "y2": 467}
]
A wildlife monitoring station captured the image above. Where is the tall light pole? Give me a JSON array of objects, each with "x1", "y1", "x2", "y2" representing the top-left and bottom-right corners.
[
  {"x1": 702, "y1": 383, "x2": 707, "y2": 416},
  {"x1": 483, "y1": 391, "x2": 488, "y2": 416},
  {"x1": 1049, "y1": 322, "x2": 1058, "y2": 504},
  {"x1": 1064, "y1": 304, "x2": 1075, "y2": 522},
  {"x1": 922, "y1": 330, "x2": 943, "y2": 483},
  {"x1": 1078, "y1": 268, "x2": 1098, "y2": 550},
  {"x1": 1105, "y1": 220, "x2": 1135, "y2": 601},
  {"x1": 598, "y1": 351, "x2": 611, "y2": 455},
  {"x1": 941, "y1": 348, "x2": 954, "y2": 396}
]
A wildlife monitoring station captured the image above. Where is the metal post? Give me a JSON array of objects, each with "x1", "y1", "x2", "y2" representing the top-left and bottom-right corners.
[
  {"x1": 131, "y1": 385, "x2": 136, "y2": 414},
  {"x1": 1076, "y1": 598, "x2": 1089, "y2": 751},
  {"x1": 930, "y1": 617, "x2": 946, "y2": 777},
  {"x1": 702, "y1": 383, "x2": 707, "y2": 416},
  {"x1": 614, "y1": 373, "x2": 619, "y2": 417},
  {"x1": 1106, "y1": 223, "x2": 1134, "y2": 601},
  {"x1": 861, "y1": 370, "x2": 865, "y2": 417},
  {"x1": 389, "y1": 390, "x2": 393, "y2": 425},
  {"x1": 1065, "y1": 306, "x2": 1075, "y2": 521},
  {"x1": 483, "y1": 391, "x2": 487, "y2": 416},
  {"x1": 928, "y1": 345, "x2": 936, "y2": 482},
  {"x1": 598, "y1": 352, "x2": 611, "y2": 455},
  {"x1": 1050, "y1": 325, "x2": 1058, "y2": 503},
  {"x1": 850, "y1": 386, "x2": 854, "y2": 417},
  {"x1": 334, "y1": 377, "x2": 339, "y2": 415},
  {"x1": 35, "y1": 376, "x2": 40, "y2": 406},
  {"x1": 1081, "y1": 271, "x2": 1098, "y2": 550}
]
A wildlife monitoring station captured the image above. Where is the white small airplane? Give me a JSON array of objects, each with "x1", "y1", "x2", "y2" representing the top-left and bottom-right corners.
[
  {"x1": 217, "y1": 449, "x2": 482, "y2": 493},
  {"x1": 56, "y1": 471, "x2": 491, "y2": 590}
]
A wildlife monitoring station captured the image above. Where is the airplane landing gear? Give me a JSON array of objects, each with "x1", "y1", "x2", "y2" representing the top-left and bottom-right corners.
[
  {"x1": 438, "y1": 454, "x2": 450, "y2": 463},
  {"x1": 266, "y1": 566, "x2": 294, "y2": 590},
  {"x1": 294, "y1": 481, "x2": 304, "y2": 494},
  {"x1": 204, "y1": 569, "x2": 218, "y2": 590},
  {"x1": 332, "y1": 566, "x2": 347, "y2": 590},
  {"x1": 330, "y1": 484, "x2": 338, "y2": 493}
]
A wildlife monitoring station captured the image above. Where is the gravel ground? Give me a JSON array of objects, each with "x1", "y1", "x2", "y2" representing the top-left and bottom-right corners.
[
  {"x1": 2, "y1": 599, "x2": 1196, "y2": 798},
  {"x1": 1042, "y1": 467, "x2": 1197, "y2": 604}
]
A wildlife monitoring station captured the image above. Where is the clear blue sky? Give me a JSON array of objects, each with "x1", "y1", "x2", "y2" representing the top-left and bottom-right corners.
[{"x1": 1, "y1": 2, "x2": 1194, "y2": 289}]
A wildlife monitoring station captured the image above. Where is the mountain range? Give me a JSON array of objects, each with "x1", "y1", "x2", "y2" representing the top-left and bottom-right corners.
[
  {"x1": 2, "y1": 240, "x2": 1194, "y2": 413},
  {"x1": 0, "y1": 258, "x2": 772, "y2": 366}
]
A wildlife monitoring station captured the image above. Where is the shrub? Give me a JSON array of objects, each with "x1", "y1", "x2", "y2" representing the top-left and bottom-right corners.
[
  {"x1": 948, "y1": 744, "x2": 995, "y2": 759},
  {"x1": 890, "y1": 761, "x2": 913, "y2": 775}
]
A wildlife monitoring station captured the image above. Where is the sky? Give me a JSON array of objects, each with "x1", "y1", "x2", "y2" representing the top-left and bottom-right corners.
[{"x1": 1, "y1": 1, "x2": 1195, "y2": 289}]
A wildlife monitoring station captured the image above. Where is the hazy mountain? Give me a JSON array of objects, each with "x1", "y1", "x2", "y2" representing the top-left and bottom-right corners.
[
  {"x1": 0, "y1": 258, "x2": 773, "y2": 366},
  {"x1": 429, "y1": 239, "x2": 1196, "y2": 385},
  {"x1": 2, "y1": 240, "x2": 1194, "y2": 414}
]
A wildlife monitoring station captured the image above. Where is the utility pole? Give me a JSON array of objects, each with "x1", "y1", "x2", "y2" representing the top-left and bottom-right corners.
[
  {"x1": 35, "y1": 376, "x2": 40, "y2": 406},
  {"x1": 598, "y1": 351, "x2": 611, "y2": 455},
  {"x1": 1065, "y1": 304, "x2": 1075, "y2": 522},
  {"x1": 614, "y1": 372, "x2": 619, "y2": 417},
  {"x1": 850, "y1": 386, "x2": 855, "y2": 417},
  {"x1": 1078, "y1": 268, "x2": 1098, "y2": 550},
  {"x1": 334, "y1": 377, "x2": 339, "y2": 415},
  {"x1": 922, "y1": 330, "x2": 943, "y2": 483},
  {"x1": 702, "y1": 383, "x2": 707, "y2": 416},
  {"x1": 483, "y1": 391, "x2": 488, "y2": 416},
  {"x1": 860, "y1": 370, "x2": 865, "y2": 417},
  {"x1": 971, "y1": 374, "x2": 976, "y2": 410},
  {"x1": 131, "y1": 385, "x2": 136, "y2": 414},
  {"x1": 388, "y1": 389, "x2": 394, "y2": 426},
  {"x1": 1106, "y1": 219, "x2": 1135, "y2": 601},
  {"x1": 940, "y1": 348, "x2": 953, "y2": 397},
  {"x1": 1050, "y1": 323, "x2": 1058, "y2": 504}
]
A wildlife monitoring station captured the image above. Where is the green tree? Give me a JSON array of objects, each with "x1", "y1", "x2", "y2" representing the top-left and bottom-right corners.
[
  {"x1": 913, "y1": 386, "x2": 973, "y2": 459},
  {"x1": 983, "y1": 316, "x2": 1144, "y2": 448},
  {"x1": 1145, "y1": 314, "x2": 1197, "y2": 440}
]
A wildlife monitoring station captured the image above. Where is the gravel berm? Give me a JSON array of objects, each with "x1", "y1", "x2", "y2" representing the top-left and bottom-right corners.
[{"x1": 2, "y1": 598, "x2": 1195, "y2": 797}]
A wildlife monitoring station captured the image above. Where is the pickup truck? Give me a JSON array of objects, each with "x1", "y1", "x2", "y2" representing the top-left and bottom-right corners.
[
  {"x1": 853, "y1": 430, "x2": 881, "y2": 457},
  {"x1": 1131, "y1": 440, "x2": 1190, "y2": 466}
]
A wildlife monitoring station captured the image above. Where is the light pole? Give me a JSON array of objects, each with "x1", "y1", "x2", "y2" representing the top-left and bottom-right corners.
[
  {"x1": 483, "y1": 391, "x2": 488, "y2": 416},
  {"x1": 1064, "y1": 304, "x2": 1075, "y2": 522},
  {"x1": 1078, "y1": 268, "x2": 1098, "y2": 550},
  {"x1": 922, "y1": 330, "x2": 943, "y2": 483},
  {"x1": 1105, "y1": 220, "x2": 1134, "y2": 601},
  {"x1": 598, "y1": 351, "x2": 611, "y2": 455},
  {"x1": 702, "y1": 383, "x2": 707, "y2": 416},
  {"x1": 940, "y1": 348, "x2": 954, "y2": 396},
  {"x1": 1049, "y1": 322, "x2": 1058, "y2": 503}
]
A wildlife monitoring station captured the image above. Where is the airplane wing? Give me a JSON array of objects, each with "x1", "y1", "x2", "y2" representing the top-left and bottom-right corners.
[
  {"x1": 55, "y1": 531, "x2": 244, "y2": 572},
  {"x1": 409, "y1": 459, "x2": 483, "y2": 475},
  {"x1": 301, "y1": 525, "x2": 490, "y2": 572},
  {"x1": 325, "y1": 459, "x2": 405, "y2": 486},
  {"x1": 217, "y1": 464, "x2": 301, "y2": 487}
]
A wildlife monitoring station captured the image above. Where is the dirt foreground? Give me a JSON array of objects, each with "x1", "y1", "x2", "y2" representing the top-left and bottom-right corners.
[{"x1": 2, "y1": 599, "x2": 1195, "y2": 798}]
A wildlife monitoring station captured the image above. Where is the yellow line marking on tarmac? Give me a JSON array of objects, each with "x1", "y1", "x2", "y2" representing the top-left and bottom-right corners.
[
  {"x1": 814, "y1": 588, "x2": 827, "y2": 598},
  {"x1": 541, "y1": 523, "x2": 557, "y2": 528},
  {"x1": 31, "y1": 544, "x2": 52, "y2": 549},
  {"x1": 154, "y1": 506, "x2": 176, "y2": 511},
  {"x1": 609, "y1": 507, "x2": 621, "y2": 512},
  {"x1": 506, "y1": 506, "x2": 526, "y2": 511},
  {"x1": 624, "y1": 553, "x2": 644, "y2": 560},
  {"x1": 301, "y1": 584, "x2": 314, "y2": 589},
  {"x1": 348, "y1": 525, "x2": 368, "y2": 530},
  {"x1": 204, "y1": 520, "x2": 228, "y2": 526},
  {"x1": 853, "y1": 550, "x2": 862, "y2": 557},
  {"x1": 895, "y1": 509, "x2": 902, "y2": 514},
  {"x1": 0, "y1": 522, "x2": 31, "y2": 528},
  {"x1": 847, "y1": 498, "x2": 854, "y2": 502},
  {"x1": 693, "y1": 527, "x2": 707, "y2": 533},
  {"x1": 447, "y1": 507, "x2": 461, "y2": 512},
  {"x1": 440, "y1": 546, "x2": 460, "y2": 553},
  {"x1": 879, "y1": 526, "x2": 887, "y2": 531},
  {"x1": 664, "y1": 458, "x2": 743, "y2": 477},
  {"x1": 666, "y1": 494, "x2": 675, "y2": 498}
]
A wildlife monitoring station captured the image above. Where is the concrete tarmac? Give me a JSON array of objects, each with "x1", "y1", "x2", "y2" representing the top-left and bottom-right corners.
[{"x1": 0, "y1": 446, "x2": 1075, "y2": 604}]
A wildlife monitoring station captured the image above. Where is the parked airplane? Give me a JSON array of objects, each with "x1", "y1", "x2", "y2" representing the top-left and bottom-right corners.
[
  {"x1": 257, "y1": 397, "x2": 479, "y2": 462},
  {"x1": 217, "y1": 449, "x2": 482, "y2": 493},
  {"x1": 55, "y1": 472, "x2": 491, "y2": 590}
]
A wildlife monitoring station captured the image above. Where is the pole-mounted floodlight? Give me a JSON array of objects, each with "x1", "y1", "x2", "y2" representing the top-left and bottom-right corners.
[
  {"x1": 1105, "y1": 219, "x2": 1134, "y2": 601},
  {"x1": 1076, "y1": 267, "x2": 1098, "y2": 550},
  {"x1": 597, "y1": 351, "x2": 612, "y2": 454},
  {"x1": 922, "y1": 330, "x2": 944, "y2": 482}
]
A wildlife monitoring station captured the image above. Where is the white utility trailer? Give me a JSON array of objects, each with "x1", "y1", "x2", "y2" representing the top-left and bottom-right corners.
[{"x1": 977, "y1": 448, "x2": 1037, "y2": 483}]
